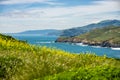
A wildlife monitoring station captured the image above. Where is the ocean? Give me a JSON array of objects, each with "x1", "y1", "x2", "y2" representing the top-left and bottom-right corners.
[{"x1": 11, "y1": 34, "x2": 120, "y2": 58}]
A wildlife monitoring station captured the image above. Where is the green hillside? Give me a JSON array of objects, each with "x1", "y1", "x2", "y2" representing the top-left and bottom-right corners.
[
  {"x1": 0, "y1": 33, "x2": 120, "y2": 80},
  {"x1": 56, "y1": 26, "x2": 120, "y2": 47},
  {"x1": 77, "y1": 26, "x2": 120, "y2": 44}
]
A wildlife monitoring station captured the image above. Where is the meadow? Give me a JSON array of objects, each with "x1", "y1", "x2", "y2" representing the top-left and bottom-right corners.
[{"x1": 0, "y1": 33, "x2": 120, "y2": 80}]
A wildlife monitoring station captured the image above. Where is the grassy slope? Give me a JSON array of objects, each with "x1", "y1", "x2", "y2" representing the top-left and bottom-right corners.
[
  {"x1": 0, "y1": 33, "x2": 120, "y2": 80},
  {"x1": 76, "y1": 26, "x2": 120, "y2": 44}
]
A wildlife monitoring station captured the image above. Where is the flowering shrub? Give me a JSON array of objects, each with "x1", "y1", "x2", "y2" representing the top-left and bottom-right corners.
[{"x1": 0, "y1": 34, "x2": 120, "y2": 80}]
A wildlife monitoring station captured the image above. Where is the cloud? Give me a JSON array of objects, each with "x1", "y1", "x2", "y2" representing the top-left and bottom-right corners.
[
  {"x1": 0, "y1": 0, "x2": 60, "y2": 5},
  {"x1": 0, "y1": 0, "x2": 120, "y2": 33},
  {"x1": 1, "y1": 0, "x2": 119, "y2": 18}
]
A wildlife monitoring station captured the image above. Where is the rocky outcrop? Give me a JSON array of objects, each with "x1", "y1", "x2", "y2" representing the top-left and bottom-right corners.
[
  {"x1": 55, "y1": 37, "x2": 120, "y2": 48},
  {"x1": 55, "y1": 37, "x2": 73, "y2": 42}
]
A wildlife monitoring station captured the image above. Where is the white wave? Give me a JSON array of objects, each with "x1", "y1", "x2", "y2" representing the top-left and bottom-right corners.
[
  {"x1": 75, "y1": 43, "x2": 88, "y2": 46},
  {"x1": 111, "y1": 48, "x2": 120, "y2": 50},
  {"x1": 92, "y1": 46, "x2": 101, "y2": 48}
]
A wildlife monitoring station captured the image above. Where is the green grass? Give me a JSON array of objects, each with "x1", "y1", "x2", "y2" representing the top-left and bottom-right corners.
[
  {"x1": 76, "y1": 26, "x2": 120, "y2": 43},
  {"x1": 43, "y1": 66, "x2": 120, "y2": 80},
  {"x1": 0, "y1": 33, "x2": 120, "y2": 80}
]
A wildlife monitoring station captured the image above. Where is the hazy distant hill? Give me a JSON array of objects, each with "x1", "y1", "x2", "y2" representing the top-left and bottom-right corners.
[
  {"x1": 60, "y1": 20, "x2": 120, "y2": 37},
  {"x1": 10, "y1": 29, "x2": 62, "y2": 36}
]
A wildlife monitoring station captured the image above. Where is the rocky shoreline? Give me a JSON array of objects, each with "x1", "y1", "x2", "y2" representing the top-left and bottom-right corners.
[{"x1": 55, "y1": 37, "x2": 120, "y2": 48}]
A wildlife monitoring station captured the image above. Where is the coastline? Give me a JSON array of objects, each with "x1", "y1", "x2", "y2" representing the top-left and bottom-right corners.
[
  {"x1": 75, "y1": 42, "x2": 120, "y2": 50},
  {"x1": 55, "y1": 37, "x2": 120, "y2": 48}
]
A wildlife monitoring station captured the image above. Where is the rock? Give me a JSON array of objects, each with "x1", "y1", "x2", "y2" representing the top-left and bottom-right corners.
[
  {"x1": 55, "y1": 37, "x2": 120, "y2": 48},
  {"x1": 101, "y1": 41, "x2": 111, "y2": 47},
  {"x1": 72, "y1": 38, "x2": 81, "y2": 43}
]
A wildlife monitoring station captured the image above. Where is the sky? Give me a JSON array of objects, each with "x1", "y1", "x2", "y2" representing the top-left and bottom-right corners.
[{"x1": 0, "y1": 0, "x2": 120, "y2": 33}]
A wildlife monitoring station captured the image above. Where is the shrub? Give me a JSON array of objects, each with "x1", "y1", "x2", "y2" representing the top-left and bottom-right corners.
[{"x1": 0, "y1": 56, "x2": 23, "y2": 79}]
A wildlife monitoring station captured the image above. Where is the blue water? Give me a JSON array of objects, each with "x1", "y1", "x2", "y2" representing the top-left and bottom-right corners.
[{"x1": 11, "y1": 34, "x2": 120, "y2": 58}]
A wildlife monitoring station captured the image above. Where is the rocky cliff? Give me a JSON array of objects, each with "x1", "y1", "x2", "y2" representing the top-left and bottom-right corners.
[{"x1": 55, "y1": 37, "x2": 120, "y2": 48}]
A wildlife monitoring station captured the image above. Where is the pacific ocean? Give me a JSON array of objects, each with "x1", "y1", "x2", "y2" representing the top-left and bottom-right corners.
[{"x1": 11, "y1": 34, "x2": 120, "y2": 59}]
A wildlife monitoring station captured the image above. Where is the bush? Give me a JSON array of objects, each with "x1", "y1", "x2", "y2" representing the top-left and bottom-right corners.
[
  {"x1": 72, "y1": 66, "x2": 120, "y2": 80},
  {"x1": 0, "y1": 56, "x2": 23, "y2": 79}
]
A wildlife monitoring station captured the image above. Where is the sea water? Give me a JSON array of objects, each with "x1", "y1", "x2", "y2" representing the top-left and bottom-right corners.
[{"x1": 11, "y1": 34, "x2": 120, "y2": 58}]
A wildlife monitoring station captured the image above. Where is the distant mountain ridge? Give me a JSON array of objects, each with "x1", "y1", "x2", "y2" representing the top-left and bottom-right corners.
[
  {"x1": 10, "y1": 29, "x2": 62, "y2": 36},
  {"x1": 5, "y1": 20, "x2": 120, "y2": 37},
  {"x1": 60, "y1": 19, "x2": 120, "y2": 37}
]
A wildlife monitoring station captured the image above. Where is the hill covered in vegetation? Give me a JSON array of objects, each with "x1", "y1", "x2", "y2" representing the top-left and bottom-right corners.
[
  {"x1": 56, "y1": 26, "x2": 120, "y2": 48},
  {"x1": 0, "y1": 33, "x2": 120, "y2": 80}
]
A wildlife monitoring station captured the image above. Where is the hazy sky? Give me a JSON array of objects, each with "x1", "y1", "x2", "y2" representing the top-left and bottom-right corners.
[{"x1": 0, "y1": 0, "x2": 120, "y2": 33}]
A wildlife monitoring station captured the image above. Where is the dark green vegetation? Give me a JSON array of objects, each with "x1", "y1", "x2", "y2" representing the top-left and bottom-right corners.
[
  {"x1": 0, "y1": 33, "x2": 120, "y2": 80},
  {"x1": 60, "y1": 20, "x2": 120, "y2": 37}
]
